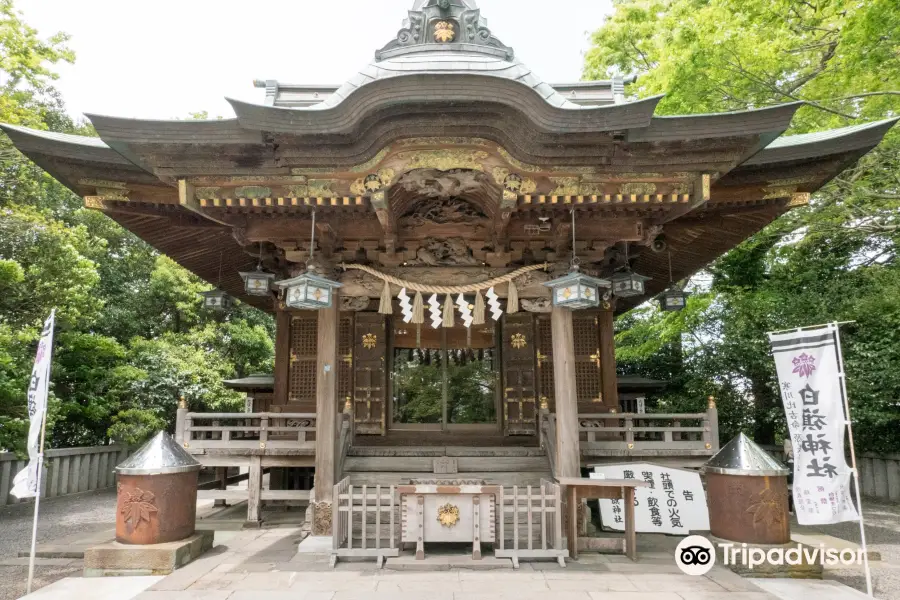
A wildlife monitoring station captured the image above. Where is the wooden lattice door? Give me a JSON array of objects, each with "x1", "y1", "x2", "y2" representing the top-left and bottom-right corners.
[
  {"x1": 288, "y1": 315, "x2": 318, "y2": 411},
  {"x1": 536, "y1": 315, "x2": 554, "y2": 412},
  {"x1": 353, "y1": 313, "x2": 386, "y2": 435},
  {"x1": 501, "y1": 313, "x2": 537, "y2": 435},
  {"x1": 573, "y1": 313, "x2": 603, "y2": 407}
]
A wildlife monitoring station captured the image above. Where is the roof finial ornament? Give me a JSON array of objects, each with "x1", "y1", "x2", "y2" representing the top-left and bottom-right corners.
[{"x1": 378, "y1": 0, "x2": 513, "y2": 61}]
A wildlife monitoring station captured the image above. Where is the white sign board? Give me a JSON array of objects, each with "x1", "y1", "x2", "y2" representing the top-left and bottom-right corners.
[
  {"x1": 768, "y1": 324, "x2": 859, "y2": 525},
  {"x1": 592, "y1": 462, "x2": 709, "y2": 535}
]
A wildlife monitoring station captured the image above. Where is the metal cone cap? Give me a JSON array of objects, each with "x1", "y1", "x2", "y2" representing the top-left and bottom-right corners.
[
  {"x1": 116, "y1": 431, "x2": 201, "y2": 475},
  {"x1": 702, "y1": 432, "x2": 789, "y2": 476}
]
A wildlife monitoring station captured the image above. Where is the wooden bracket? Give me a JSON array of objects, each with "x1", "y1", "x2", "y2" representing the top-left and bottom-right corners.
[{"x1": 178, "y1": 180, "x2": 231, "y2": 226}]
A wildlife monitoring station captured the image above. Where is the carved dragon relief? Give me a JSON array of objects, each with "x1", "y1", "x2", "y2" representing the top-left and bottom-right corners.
[
  {"x1": 407, "y1": 237, "x2": 480, "y2": 266},
  {"x1": 399, "y1": 196, "x2": 487, "y2": 228}
]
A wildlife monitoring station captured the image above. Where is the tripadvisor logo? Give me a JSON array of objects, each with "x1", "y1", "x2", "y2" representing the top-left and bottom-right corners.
[
  {"x1": 675, "y1": 535, "x2": 866, "y2": 576},
  {"x1": 676, "y1": 536, "x2": 716, "y2": 575}
]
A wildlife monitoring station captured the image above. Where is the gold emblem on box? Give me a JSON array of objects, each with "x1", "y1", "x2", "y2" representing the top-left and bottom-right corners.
[{"x1": 437, "y1": 503, "x2": 460, "y2": 528}]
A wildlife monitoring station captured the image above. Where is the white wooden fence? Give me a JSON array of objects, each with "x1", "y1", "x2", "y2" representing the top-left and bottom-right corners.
[
  {"x1": 495, "y1": 480, "x2": 567, "y2": 568},
  {"x1": 331, "y1": 478, "x2": 400, "y2": 568},
  {"x1": 0, "y1": 445, "x2": 129, "y2": 506},
  {"x1": 859, "y1": 454, "x2": 900, "y2": 502},
  {"x1": 331, "y1": 478, "x2": 568, "y2": 568}
]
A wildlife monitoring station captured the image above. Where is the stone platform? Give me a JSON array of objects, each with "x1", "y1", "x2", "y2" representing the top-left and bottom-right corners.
[{"x1": 83, "y1": 531, "x2": 214, "y2": 577}]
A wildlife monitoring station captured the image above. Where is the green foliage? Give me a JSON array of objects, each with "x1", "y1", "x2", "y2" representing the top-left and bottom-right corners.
[
  {"x1": 108, "y1": 409, "x2": 166, "y2": 447},
  {"x1": 588, "y1": 0, "x2": 900, "y2": 450},
  {"x1": 0, "y1": 0, "x2": 274, "y2": 452}
]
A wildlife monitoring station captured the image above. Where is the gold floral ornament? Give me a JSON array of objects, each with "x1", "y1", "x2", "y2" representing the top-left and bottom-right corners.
[
  {"x1": 510, "y1": 333, "x2": 527, "y2": 349},
  {"x1": 120, "y1": 488, "x2": 158, "y2": 533},
  {"x1": 433, "y1": 21, "x2": 456, "y2": 43},
  {"x1": 437, "y1": 503, "x2": 460, "y2": 528},
  {"x1": 362, "y1": 333, "x2": 378, "y2": 349},
  {"x1": 747, "y1": 487, "x2": 785, "y2": 527}
]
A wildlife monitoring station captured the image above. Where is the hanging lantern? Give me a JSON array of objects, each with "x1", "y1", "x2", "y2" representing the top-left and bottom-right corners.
[
  {"x1": 659, "y1": 249, "x2": 688, "y2": 311},
  {"x1": 543, "y1": 209, "x2": 611, "y2": 310},
  {"x1": 611, "y1": 243, "x2": 650, "y2": 298},
  {"x1": 240, "y1": 242, "x2": 276, "y2": 297},
  {"x1": 611, "y1": 271, "x2": 651, "y2": 298},
  {"x1": 660, "y1": 287, "x2": 690, "y2": 311},
  {"x1": 200, "y1": 251, "x2": 233, "y2": 310},
  {"x1": 239, "y1": 269, "x2": 276, "y2": 297},
  {"x1": 543, "y1": 270, "x2": 610, "y2": 310},
  {"x1": 273, "y1": 209, "x2": 342, "y2": 309},
  {"x1": 276, "y1": 268, "x2": 342, "y2": 310},
  {"x1": 199, "y1": 289, "x2": 233, "y2": 310}
]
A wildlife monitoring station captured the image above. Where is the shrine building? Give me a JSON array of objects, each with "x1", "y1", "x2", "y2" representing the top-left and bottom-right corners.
[{"x1": 3, "y1": 0, "x2": 895, "y2": 541}]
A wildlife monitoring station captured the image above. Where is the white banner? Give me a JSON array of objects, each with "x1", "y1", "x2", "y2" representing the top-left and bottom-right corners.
[
  {"x1": 11, "y1": 310, "x2": 55, "y2": 499},
  {"x1": 768, "y1": 323, "x2": 859, "y2": 525},
  {"x1": 591, "y1": 463, "x2": 709, "y2": 535}
]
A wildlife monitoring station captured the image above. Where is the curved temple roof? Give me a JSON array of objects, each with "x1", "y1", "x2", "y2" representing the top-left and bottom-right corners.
[{"x1": 0, "y1": 0, "x2": 896, "y2": 313}]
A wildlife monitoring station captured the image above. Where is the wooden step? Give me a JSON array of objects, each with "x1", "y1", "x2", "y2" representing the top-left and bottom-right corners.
[
  {"x1": 345, "y1": 471, "x2": 549, "y2": 487},
  {"x1": 197, "y1": 489, "x2": 310, "y2": 502},
  {"x1": 343, "y1": 456, "x2": 549, "y2": 473},
  {"x1": 348, "y1": 446, "x2": 545, "y2": 458}
]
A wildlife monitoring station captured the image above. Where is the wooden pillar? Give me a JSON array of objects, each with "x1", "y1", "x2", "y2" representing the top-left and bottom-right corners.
[
  {"x1": 273, "y1": 308, "x2": 292, "y2": 407},
  {"x1": 598, "y1": 306, "x2": 619, "y2": 412},
  {"x1": 551, "y1": 306, "x2": 580, "y2": 478},
  {"x1": 313, "y1": 294, "x2": 339, "y2": 535},
  {"x1": 214, "y1": 467, "x2": 228, "y2": 507},
  {"x1": 247, "y1": 455, "x2": 262, "y2": 527}
]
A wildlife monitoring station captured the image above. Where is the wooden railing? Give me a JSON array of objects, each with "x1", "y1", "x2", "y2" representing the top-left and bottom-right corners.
[
  {"x1": 579, "y1": 406, "x2": 719, "y2": 456},
  {"x1": 539, "y1": 410, "x2": 558, "y2": 479},
  {"x1": 495, "y1": 480, "x2": 567, "y2": 568},
  {"x1": 0, "y1": 445, "x2": 129, "y2": 505},
  {"x1": 336, "y1": 413, "x2": 352, "y2": 481},
  {"x1": 177, "y1": 412, "x2": 317, "y2": 451},
  {"x1": 331, "y1": 478, "x2": 400, "y2": 568}
]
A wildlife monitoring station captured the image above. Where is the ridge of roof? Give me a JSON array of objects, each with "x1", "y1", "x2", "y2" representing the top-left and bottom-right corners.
[
  {"x1": 765, "y1": 117, "x2": 900, "y2": 148},
  {"x1": 0, "y1": 123, "x2": 109, "y2": 148}
]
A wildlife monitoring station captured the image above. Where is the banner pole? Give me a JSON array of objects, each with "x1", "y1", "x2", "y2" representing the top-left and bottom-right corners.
[
  {"x1": 25, "y1": 411, "x2": 48, "y2": 595},
  {"x1": 832, "y1": 322, "x2": 873, "y2": 597}
]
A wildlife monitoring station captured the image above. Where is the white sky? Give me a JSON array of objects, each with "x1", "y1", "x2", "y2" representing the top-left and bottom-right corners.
[{"x1": 16, "y1": 0, "x2": 614, "y2": 121}]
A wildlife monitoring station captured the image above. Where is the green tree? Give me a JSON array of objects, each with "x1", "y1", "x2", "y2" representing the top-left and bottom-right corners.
[
  {"x1": 587, "y1": 0, "x2": 900, "y2": 448},
  {"x1": 0, "y1": 0, "x2": 275, "y2": 452}
]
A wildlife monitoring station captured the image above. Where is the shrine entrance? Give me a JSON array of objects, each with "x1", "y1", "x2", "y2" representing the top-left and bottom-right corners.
[{"x1": 389, "y1": 316, "x2": 499, "y2": 432}]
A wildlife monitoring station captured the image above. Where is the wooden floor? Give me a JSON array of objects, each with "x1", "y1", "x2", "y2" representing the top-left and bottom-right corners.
[{"x1": 354, "y1": 430, "x2": 540, "y2": 448}]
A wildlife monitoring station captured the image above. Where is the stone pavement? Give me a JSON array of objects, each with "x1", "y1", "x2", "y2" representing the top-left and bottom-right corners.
[{"x1": 125, "y1": 528, "x2": 781, "y2": 600}]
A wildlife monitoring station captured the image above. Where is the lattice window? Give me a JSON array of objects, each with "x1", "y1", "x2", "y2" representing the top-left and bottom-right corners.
[
  {"x1": 573, "y1": 315, "x2": 598, "y2": 355},
  {"x1": 289, "y1": 316, "x2": 318, "y2": 406},
  {"x1": 574, "y1": 315, "x2": 602, "y2": 405},
  {"x1": 575, "y1": 362, "x2": 602, "y2": 403}
]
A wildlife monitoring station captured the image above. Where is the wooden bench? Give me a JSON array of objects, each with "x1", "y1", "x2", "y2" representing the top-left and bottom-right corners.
[{"x1": 556, "y1": 477, "x2": 651, "y2": 561}]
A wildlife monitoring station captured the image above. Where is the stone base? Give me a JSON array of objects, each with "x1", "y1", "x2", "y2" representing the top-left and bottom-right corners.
[
  {"x1": 311, "y1": 502, "x2": 333, "y2": 536},
  {"x1": 711, "y1": 536, "x2": 824, "y2": 579},
  {"x1": 83, "y1": 531, "x2": 214, "y2": 577}
]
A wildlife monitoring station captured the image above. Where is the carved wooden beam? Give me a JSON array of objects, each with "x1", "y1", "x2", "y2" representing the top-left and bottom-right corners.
[{"x1": 653, "y1": 174, "x2": 711, "y2": 225}]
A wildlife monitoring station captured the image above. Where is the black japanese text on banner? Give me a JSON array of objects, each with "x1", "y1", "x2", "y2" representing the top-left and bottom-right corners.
[{"x1": 768, "y1": 324, "x2": 858, "y2": 525}]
